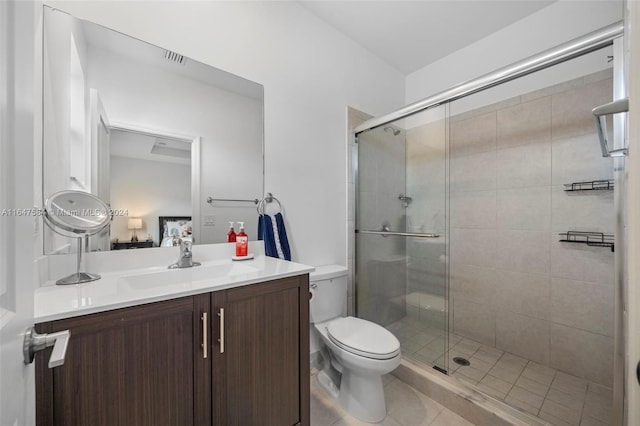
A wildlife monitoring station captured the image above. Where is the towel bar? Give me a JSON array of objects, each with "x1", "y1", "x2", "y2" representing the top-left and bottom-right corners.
[{"x1": 206, "y1": 197, "x2": 259, "y2": 205}]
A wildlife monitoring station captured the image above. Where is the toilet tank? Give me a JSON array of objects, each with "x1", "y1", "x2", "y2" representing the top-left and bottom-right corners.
[{"x1": 309, "y1": 265, "x2": 348, "y2": 323}]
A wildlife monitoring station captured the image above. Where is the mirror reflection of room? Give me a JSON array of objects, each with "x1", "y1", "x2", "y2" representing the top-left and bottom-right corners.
[
  {"x1": 42, "y1": 6, "x2": 264, "y2": 254},
  {"x1": 108, "y1": 128, "x2": 192, "y2": 250}
]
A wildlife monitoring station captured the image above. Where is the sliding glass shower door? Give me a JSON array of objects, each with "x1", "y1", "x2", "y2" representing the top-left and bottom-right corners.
[{"x1": 355, "y1": 105, "x2": 449, "y2": 372}]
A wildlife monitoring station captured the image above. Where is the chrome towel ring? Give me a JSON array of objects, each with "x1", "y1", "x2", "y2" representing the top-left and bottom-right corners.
[{"x1": 257, "y1": 193, "x2": 283, "y2": 215}]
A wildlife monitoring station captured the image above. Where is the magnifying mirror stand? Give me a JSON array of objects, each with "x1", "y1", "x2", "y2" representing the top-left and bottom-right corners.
[
  {"x1": 56, "y1": 236, "x2": 101, "y2": 285},
  {"x1": 44, "y1": 190, "x2": 112, "y2": 286}
]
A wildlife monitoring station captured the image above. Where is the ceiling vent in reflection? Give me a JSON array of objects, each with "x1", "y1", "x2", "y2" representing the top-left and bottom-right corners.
[
  {"x1": 150, "y1": 138, "x2": 191, "y2": 159},
  {"x1": 164, "y1": 49, "x2": 186, "y2": 65}
]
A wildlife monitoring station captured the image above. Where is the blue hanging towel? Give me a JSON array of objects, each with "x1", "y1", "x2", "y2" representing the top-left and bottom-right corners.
[{"x1": 258, "y1": 213, "x2": 291, "y2": 261}]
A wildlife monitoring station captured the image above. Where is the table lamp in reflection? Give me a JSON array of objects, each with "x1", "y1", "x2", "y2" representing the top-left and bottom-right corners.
[{"x1": 128, "y1": 218, "x2": 142, "y2": 242}]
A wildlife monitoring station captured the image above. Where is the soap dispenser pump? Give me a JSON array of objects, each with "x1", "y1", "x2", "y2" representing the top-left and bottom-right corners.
[
  {"x1": 235, "y1": 222, "x2": 248, "y2": 257},
  {"x1": 227, "y1": 222, "x2": 236, "y2": 243}
]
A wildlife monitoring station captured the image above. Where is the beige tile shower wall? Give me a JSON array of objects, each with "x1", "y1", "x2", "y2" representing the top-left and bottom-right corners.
[{"x1": 449, "y1": 69, "x2": 615, "y2": 387}]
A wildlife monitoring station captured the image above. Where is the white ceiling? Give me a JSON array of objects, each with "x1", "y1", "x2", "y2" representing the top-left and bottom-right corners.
[{"x1": 298, "y1": 0, "x2": 556, "y2": 74}]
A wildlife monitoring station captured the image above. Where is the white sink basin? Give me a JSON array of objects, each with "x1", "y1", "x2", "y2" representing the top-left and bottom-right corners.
[{"x1": 120, "y1": 261, "x2": 258, "y2": 290}]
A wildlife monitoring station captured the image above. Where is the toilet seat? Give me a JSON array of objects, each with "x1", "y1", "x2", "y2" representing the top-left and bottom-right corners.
[{"x1": 326, "y1": 316, "x2": 400, "y2": 360}]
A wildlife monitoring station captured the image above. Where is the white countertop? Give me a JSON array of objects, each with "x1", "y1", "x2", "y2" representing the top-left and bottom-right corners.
[{"x1": 35, "y1": 254, "x2": 314, "y2": 323}]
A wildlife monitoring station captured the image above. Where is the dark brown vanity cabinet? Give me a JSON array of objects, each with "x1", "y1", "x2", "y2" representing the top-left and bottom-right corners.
[
  {"x1": 35, "y1": 295, "x2": 211, "y2": 426},
  {"x1": 36, "y1": 274, "x2": 310, "y2": 426},
  {"x1": 211, "y1": 275, "x2": 310, "y2": 426}
]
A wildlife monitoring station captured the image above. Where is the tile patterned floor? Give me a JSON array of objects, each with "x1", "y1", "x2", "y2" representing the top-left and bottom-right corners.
[
  {"x1": 387, "y1": 316, "x2": 613, "y2": 426},
  {"x1": 310, "y1": 371, "x2": 475, "y2": 426}
]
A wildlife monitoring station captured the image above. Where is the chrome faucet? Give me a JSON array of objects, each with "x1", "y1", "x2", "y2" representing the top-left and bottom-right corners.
[{"x1": 169, "y1": 239, "x2": 201, "y2": 269}]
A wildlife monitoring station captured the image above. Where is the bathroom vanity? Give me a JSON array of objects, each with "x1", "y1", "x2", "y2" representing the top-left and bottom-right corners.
[{"x1": 33, "y1": 253, "x2": 312, "y2": 426}]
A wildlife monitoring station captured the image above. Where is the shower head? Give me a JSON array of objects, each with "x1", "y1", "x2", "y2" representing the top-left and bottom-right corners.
[{"x1": 384, "y1": 126, "x2": 400, "y2": 136}]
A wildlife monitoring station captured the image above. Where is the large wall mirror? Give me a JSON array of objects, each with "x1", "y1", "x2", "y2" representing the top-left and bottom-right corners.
[{"x1": 42, "y1": 6, "x2": 264, "y2": 254}]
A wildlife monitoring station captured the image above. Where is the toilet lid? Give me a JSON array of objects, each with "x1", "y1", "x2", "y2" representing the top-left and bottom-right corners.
[{"x1": 327, "y1": 316, "x2": 400, "y2": 360}]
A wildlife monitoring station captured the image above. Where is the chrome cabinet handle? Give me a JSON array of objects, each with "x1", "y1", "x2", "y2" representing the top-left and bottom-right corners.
[
  {"x1": 23, "y1": 326, "x2": 70, "y2": 368},
  {"x1": 201, "y1": 312, "x2": 208, "y2": 359},
  {"x1": 218, "y1": 308, "x2": 225, "y2": 354}
]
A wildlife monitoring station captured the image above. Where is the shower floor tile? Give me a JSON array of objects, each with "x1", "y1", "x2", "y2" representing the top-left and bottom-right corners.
[{"x1": 386, "y1": 317, "x2": 613, "y2": 426}]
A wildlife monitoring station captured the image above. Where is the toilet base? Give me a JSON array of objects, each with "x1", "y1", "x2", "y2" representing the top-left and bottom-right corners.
[
  {"x1": 338, "y1": 371, "x2": 386, "y2": 423},
  {"x1": 312, "y1": 318, "x2": 400, "y2": 423},
  {"x1": 317, "y1": 369, "x2": 340, "y2": 400}
]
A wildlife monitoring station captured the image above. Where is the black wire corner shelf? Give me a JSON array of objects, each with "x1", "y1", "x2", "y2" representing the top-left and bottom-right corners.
[
  {"x1": 559, "y1": 231, "x2": 614, "y2": 252},
  {"x1": 564, "y1": 179, "x2": 614, "y2": 192}
]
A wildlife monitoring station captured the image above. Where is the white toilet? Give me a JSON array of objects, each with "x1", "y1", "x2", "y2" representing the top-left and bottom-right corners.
[{"x1": 310, "y1": 265, "x2": 401, "y2": 423}]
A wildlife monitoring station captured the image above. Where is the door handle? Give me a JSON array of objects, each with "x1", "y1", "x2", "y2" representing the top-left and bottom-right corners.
[{"x1": 23, "y1": 326, "x2": 70, "y2": 368}]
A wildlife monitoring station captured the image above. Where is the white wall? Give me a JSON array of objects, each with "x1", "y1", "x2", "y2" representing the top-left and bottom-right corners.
[
  {"x1": 46, "y1": 0, "x2": 406, "y2": 266},
  {"x1": 406, "y1": 0, "x2": 623, "y2": 110}
]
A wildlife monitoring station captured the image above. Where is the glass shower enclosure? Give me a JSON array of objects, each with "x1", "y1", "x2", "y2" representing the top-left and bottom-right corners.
[
  {"x1": 353, "y1": 22, "x2": 624, "y2": 426},
  {"x1": 355, "y1": 105, "x2": 449, "y2": 373}
]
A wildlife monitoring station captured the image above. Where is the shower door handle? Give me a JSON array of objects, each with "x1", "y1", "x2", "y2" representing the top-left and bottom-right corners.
[{"x1": 357, "y1": 229, "x2": 440, "y2": 238}]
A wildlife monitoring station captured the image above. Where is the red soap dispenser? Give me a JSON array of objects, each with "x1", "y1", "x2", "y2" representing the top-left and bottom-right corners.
[
  {"x1": 235, "y1": 222, "x2": 248, "y2": 257},
  {"x1": 227, "y1": 222, "x2": 236, "y2": 243}
]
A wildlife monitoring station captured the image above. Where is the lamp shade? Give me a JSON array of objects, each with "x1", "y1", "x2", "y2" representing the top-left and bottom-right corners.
[{"x1": 127, "y1": 218, "x2": 142, "y2": 230}]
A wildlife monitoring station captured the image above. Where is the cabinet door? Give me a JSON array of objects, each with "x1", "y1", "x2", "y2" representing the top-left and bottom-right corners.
[
  {"x1": 36, "y1": 295, "x2": 210, "y2": 426},
  {"x1": 212, "y1": 275, "x2": 310, "y2": 426}
]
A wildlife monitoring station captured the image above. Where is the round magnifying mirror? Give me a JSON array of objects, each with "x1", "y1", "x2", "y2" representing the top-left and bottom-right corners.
[
  {"x1": 44, "y1": 190, "x2": 111, "y2": 236},
  {"x1": 44, "y1": 190, "x2": 112, "y2": 285}
]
